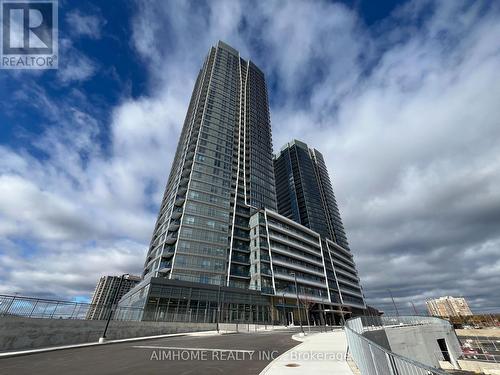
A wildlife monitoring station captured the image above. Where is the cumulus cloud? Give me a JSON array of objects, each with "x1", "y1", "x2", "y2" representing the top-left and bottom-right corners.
[
  {"x1": 66, "y1": 10, "x2": 106, "y2": 40},
  {"x1": 0, "y1": 238, "x2": 144, "y2": 298},
  {"x1": 57, "y1": 39, "x2": 98, "y2": 84},
  {"x1": 0, "y1": 0, "x2": 499, "y2": 312}
]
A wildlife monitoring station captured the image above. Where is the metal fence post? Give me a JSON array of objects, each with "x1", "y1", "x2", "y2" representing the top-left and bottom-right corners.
[
  {"x1": 50, "y1": 302, "x2": 60, "y2": 318},
  {"x1": 3, "y1": 295, "x2": 17, "y2": 316},
  {"x1": 29, "y1": 301, "x2": 38, "y2": 318}
]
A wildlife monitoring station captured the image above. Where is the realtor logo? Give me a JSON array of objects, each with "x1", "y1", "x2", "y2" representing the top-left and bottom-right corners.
[{"x1": 1, "y1": 0, "x2": 58, "y2": 69}]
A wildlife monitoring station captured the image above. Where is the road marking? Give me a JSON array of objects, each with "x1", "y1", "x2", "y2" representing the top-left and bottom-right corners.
[{"x1": 133, "y1": 345, "x2": 255, "y2": 353}]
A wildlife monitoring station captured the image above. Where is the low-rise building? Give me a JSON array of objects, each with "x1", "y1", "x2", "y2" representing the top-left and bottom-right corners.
[{"x1": 249, "y1": 208, "x2": 365, "y2": 325}]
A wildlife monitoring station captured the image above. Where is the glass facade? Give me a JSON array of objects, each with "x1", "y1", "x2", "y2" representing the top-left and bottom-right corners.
[
  {"x1": 142, "y1": 41, "x2": 277, "y2": 289},
  {"x1": 117, "y1": 278, "x2": 272, "y2": 324},
  {"x1": 274, "y1": 140, "x2": 351, "y2": 250},
  {"x1": 127, "y1": 42, "x2": 366, "y2": 322},
  {"x1": 249, "y1": 208, "x2": 365, "y2": 310}
]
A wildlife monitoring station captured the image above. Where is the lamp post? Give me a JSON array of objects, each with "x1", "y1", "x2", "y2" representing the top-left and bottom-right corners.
[
  {"x1": 216, "y1": 282, "x2": 221, "y2": 333},
  {"x1": 282, "y1": 292, "x2": 286, "y2": 326},
  {"x1": 291, "y1": 272, "x2": 304, "y2": 335},
  {"x1": 100, "y1": 274, "x2": 125, "y2": 343},
  {"x1": 339, "y1": 305, "x2": 346, "y2": 326},
  {"x1": 320, "y1": 293, "x2": 327, "y2": 333}
]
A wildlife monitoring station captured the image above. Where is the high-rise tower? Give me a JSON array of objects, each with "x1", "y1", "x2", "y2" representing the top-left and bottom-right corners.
[
  {"x1": 119, "y1": 42, "x2": 365, "y2": 324},
  {"x1": 143, "y1": 41, "x2": 276, "y2": 289},
  {"x1": 274, "y1": 140, "x2": 350, "y2": 250}
]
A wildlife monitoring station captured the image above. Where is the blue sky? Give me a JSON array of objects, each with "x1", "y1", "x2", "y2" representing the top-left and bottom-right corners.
[{"x1": 1, "y1": 0, "x2": 500, "y2": 314}]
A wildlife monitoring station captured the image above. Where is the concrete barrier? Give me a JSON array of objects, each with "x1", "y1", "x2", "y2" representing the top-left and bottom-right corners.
[
  {"x1": 218, "y1": 323, "x2": 285, "y2": 333},
  {"x1": 0, "y1": 318, "x2": 284, "y2": 352},
  {"x1": 0, "y1": 317, "x2": 215, "y2": 352}
]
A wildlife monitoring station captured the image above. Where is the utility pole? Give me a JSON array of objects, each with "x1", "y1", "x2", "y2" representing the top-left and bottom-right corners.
[
  {"x1": 100, "y1": 274, "x2": 125, "y2": 343},
  {"x1": 388, "y1": 289, "x2": 399, "y2": 317},
  {"x1": 291, "y1": 272, "x2": 304, "y2": 335}
]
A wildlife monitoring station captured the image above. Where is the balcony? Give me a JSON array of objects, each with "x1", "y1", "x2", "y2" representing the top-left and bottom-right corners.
[
  {"x1": 165, "y1": 233, "x2": 178, "y2": 245},
  {"x1": 337, "y1": 277, "x2": 362, "y2": 290},
  {"x1": 267, "y1": 221, "x2": 320, "y2": 248},
  {"x1": 331, "y1": 252, "x2": 355, "y2": 268},
  {"x1": 260, "y1": 268, "x2": 272, "y2": 276},
  {"x1": 273, "y1": 271, "x2": 326, "y2": 289},
  {"x1": 260, "y1": 286, "x2": 275, "y2": 295},
  {"x1": 174, "y1": 195, "x2": 185, "y2": 206},
  {"x1": 168, "y1": 219, "x2": 181, "y2": 232},
  {"x1": 340, "y1": 288, "x2": 364, "y2": 299},
  {"x1": 276, "y1": 289, "x2": 326, "y2": 303},
  {"x1": 163, "y1": 247, "x2": 175, "y2": 258},
  {"x1": 230, "y1": 253, "x2": 249, "y2": 264},
  {"x1": 271, "y1": 258, "x2": 325, "y2": 277},
  {"x1": 271, "y1": 247, "x2": 324, "y2": 267},
  {"x1": 260, "y1": 252, "x2": 270, "y2": 261},
  {"x1": 230, "y1": 267, "x2": 250, "y2": 278},
  {"x1": 268, "y1": 232, "x2": 321, "y2": 257},
  {"x1": 327, "y1": 240, "x2": 352, "y2": 257},
  {"x1": 171, "y1": 208, "x2": 183, "y2": 219},
  {"x1": 334, "y1": 266, "x2": 359, "y2": 281}
]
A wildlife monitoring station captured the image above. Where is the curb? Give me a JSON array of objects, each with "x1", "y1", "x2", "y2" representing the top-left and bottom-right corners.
[{"x1": 259, "y1": 338, "x2": 307, "y2": 374}]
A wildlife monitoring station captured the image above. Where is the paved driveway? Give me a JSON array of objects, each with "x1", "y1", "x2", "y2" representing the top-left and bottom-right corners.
[{"x1": 0, "y1": 329, "x2": 303, "y2": 375}]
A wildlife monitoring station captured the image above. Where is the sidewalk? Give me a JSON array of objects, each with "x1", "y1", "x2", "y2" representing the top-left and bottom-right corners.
[{"x1": 260, "y1": 329, "x2": 355, "y2": 375}]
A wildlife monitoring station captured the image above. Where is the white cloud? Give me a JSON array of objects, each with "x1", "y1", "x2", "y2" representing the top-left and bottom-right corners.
[
  {"x1": 66, "y1": 10, "x2": 106, "y2": 40},
  {"x1": 57, "y1": 39, "x2": 98, "y2": 84},
  {"x1": 0, "y1": 239, "x2": 144, "y2": 297}
]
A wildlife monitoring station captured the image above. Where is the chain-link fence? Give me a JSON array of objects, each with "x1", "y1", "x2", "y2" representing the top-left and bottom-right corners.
[
  {"x1": 0, "y1": 294, "x2": 95, "y2": 319},
  {"x1": 0, "y1": 294, "x2": 274, "y2": 325}
]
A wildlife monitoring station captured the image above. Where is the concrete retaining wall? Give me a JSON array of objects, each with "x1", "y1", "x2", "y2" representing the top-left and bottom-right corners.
[
  {"x1": 0, "y1": 317, "x2": 215, "y2": 352},
  {"x1": 384, "y1": 324, "x2": 462, "y2": 368},
  {"x1": 362, "y1": 329, "x2": 391, "y2": 350},
  {"x1": 0, "y1": 318, "x2": 284, "y2": 352}
]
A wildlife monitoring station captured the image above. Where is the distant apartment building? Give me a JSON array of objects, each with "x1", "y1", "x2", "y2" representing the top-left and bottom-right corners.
[
  {"x1": 86, "y1": 274, "x2": 141, "y2": 320},
  {"x1": 426, "y1": 296, "x2": 472, "y2": 317}
]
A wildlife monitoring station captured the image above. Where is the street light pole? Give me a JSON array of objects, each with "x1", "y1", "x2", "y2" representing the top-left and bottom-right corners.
[
  {"x1": 321, "y1": 293, "x2": 327, "y2": 333},
  {"x1": 100, "y1": 274, "x2": 125, "y2": 343},
  {"x1": 216, "y1": 282, "x2": 221, "y2": 333},
  {"x1": 291, "y1": 272, "x2": 304, "y2": 335},
  {"x1": 282, "y1": 292, "x2": 286, "y2": 326}
]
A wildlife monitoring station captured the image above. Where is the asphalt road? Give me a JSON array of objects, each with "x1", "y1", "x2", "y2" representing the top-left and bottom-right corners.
[{"x1": 0, "y1": 329, "x2": 306, "y2": 375}]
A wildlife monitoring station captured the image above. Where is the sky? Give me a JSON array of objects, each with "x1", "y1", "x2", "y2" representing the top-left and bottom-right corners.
[{"x1": 0, "y1": 0, "x2": 499, "y2": 315}]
